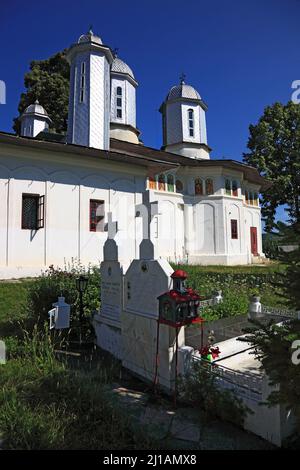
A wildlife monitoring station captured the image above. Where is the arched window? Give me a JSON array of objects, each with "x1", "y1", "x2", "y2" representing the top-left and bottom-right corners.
[
  {"x1": 254, "y1": 193, "x2": 259, "y2": 206},
  {"x1": 79, "y1": 62, "x2": 86, "y2": 103},
  {"x1": 188, "y1": 109, "x2": 194, "y2": 137},
  {"x1": 225, "y1": 179, "x2": 231, "y2": 195},
  {"x1": 116, "y1": 87, "x2": 122, "y2": 118},
  {"x1": 205, "y1": 178, "x2": 214, "y2": 195},
  {"x1": 232, "y1": 180, "x2": 238, "y2": 197},
  {"x1": 167, "y1": 174, "x2": 174, "y2": 192},
  {"x1": 158, "y1": 174, "x2": 165, "y2": 191},
  {"x1": 249, "y1": 192, "x2": 254, "y2": 205},
  {"x1": 148, "y1": 176, "x2": 156, "y2": 190},
  {"x1": 195, "y1": 178, "x2": 203, "y2": 195},
  {"x1": 176, "y1": 179, "x2": 183, "y2": 193}
]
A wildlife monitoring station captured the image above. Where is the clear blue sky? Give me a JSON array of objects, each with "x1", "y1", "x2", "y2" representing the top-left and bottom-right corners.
[{"x1": 0, "y1": 0, "x2": 299, "y2": 221}]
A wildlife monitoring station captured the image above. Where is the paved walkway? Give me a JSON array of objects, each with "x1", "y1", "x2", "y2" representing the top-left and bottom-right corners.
[{"x1": 105, "y1": 385, "x2": 274, "y2": 450}]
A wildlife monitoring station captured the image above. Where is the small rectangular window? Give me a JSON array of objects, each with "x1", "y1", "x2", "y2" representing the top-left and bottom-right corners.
[
  {"x1": 117, "y1": 108, "x2": 122, "y2": 118},
  {"x1": 117, "y1": 97, "x2": 122, "y2": 107},
  {"x1": 225, "y1": 179, "x2": 231, "y2": 196},
  {"x1": 22, "y1": 194, "x2": 44, "y2": 230},
  {"x1": 90, "y1": 199, "x2": 105, "y2": 232},
  {"x1": 231, "y1": 219, "x2": 238, "y2": 239}
]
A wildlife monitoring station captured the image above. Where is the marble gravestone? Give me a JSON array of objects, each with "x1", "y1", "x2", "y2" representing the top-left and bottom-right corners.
[
  {"x1": 93, "y1": 213, "x2": 124, "y2": 359},
  {"x1": 121, "y1": 199, "x2": 194, "y2": 390},
  {"x1": 94, "y1": 199, "x2": 194, "y2": 389}
]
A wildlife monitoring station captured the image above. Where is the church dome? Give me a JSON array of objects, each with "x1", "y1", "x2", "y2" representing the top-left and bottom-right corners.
[
  {"x1": 166, "y1": 81, "x2": 201, "y2": 101},
  {"x1": 111, "y1": 57, "x2": 135, "y2": 79},
  {"x1": 78, "y1": 29, "x2": 102, "y2": 45},
  {"x1": 23, "y1": 100, "x2": 49, "y2": 117}
]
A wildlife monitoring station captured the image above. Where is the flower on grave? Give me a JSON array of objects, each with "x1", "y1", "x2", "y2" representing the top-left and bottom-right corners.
[{"x1": 199, "y1": 345, "x2": 220, "y2": 361}]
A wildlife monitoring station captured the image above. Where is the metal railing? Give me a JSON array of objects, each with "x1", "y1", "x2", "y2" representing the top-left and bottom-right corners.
[
  {"x1": 192, "y1": 355, "x2": 263, "y2": 402},
  {"x1": 261, "y1": 304, "x2": 299, "y2": 319}
]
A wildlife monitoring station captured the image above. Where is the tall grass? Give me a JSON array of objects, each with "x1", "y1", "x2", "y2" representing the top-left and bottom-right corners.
[{"x1": 0, "y1": 326, "x2": 158, "y2": 450}]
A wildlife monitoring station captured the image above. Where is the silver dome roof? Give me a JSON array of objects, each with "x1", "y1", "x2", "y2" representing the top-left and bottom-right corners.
[
  {"x1": 23, "y1": 100, "x2": 49, "y2": 116},
  {"x1": 111, "y1": 57, "x2": 135, "y2": 79},
  {"x1": 78, "y1": 29, "x2": 102, "y2": 45},
  {"x1": 166, "y1": 82, "x2": 201, "y2": 101}
]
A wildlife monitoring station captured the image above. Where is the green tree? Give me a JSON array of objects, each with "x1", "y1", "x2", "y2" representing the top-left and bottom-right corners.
[
  {"x1": 13, "y1": 51, "x2": 70, "y2": 135},
  {"x1": 243, "y1": 102, "x2": 300, "y2": 231}
]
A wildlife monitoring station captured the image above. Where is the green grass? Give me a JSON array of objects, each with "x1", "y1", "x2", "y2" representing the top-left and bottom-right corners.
[{"x1": 0, "y1": 328, "x2": 157, "y2": 450}]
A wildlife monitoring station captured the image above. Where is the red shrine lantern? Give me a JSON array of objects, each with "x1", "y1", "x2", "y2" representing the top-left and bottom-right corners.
[{"x1": 157, "y1": 269, "x2": 202, "y2": 326}]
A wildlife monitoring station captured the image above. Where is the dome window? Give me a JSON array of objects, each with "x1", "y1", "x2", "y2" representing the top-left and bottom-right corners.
[
  {"x1": 232, "y1": 180, "x2": 238, "y2": 197},
  {"x1": 176, "y1": 179, "x2": 184, "y2": 193},
  {"x1": 116, "y1": 86, "x2": 123, "y2": 118},
  {"x1": 167, "y1": 174, "x2": 175, "y2": 192},
  {"x1": 195, "y1": 178, "x2": 203, "y2": 195},
  {"x1": 205, "y1": 178, "x2": 214, "y2": 195},
  {"x1": 188, "y1": 109, "x2": 194, "y2": 137}
]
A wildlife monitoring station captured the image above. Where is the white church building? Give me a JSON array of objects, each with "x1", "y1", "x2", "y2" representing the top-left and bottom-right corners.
[{"x1": 0, "y1": 29, "x2": 268, "y2": 279}]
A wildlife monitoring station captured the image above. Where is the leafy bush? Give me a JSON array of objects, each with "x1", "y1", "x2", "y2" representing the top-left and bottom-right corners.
[
  {"x1": 27, "y1": 260, "x2": 101, "y2": 325},
  {"x1": 179, "y1": 361, "x2": 250, "y2": 427},
  {"x1": 200, "y1": 288, "x2": 249, "y2": 321}
]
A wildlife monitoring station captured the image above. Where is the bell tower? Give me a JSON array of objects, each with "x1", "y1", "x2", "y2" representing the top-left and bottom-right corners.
[
  {"x1": 66, "y1": 29, "x2": 114, "y2": 150},
  {"x1": 159, "y1": 76, "x2": 210, "y2": 159}
]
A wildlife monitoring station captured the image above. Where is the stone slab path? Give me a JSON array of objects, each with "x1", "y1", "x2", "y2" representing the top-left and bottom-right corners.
[{"x1": 104, "y1": 385, "x2": 274, "y2": 450}]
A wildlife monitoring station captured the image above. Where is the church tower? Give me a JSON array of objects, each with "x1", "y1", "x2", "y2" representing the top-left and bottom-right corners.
[
  {"x1": 66, "y1": 29, "x2": 114, "y2": 150},
  {"x1": 110, "y1": 54, "x2": 140, "y2": 144},
  {"x1": 19, "y1": 100, "x2": 52, "y2": 138},
  {"x1": 159, "y1": 76, "x2": 210, "y2": 159}
]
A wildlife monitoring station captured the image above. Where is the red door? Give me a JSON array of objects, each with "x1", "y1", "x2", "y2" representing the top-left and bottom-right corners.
[{"x1": 250, "y1": 227, "x2": 258, "y2": 255}]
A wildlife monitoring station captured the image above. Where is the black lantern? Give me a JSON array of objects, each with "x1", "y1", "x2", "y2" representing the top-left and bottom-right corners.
[{"x1": 76, "y1": 275, "x2": 88, "y2": 323}]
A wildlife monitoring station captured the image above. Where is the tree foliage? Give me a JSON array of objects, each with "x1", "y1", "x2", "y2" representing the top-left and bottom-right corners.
[
  {"x1": 13, "y1": 51, "x2": 70, "y2": 135},
  {"x1": 243, "y1": 222, "x2": 300, "y2": 444},
  {"x1": 275, "y1": 221, "x2": 300, "y2": 310},
  {"x1": 243, "y1": 102, "x2": 300, "y2": 231}
]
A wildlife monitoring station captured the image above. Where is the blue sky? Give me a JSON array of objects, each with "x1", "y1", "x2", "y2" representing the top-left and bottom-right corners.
[{"x1": 0, "y1": 0, "x2": 299, "y2": 222}]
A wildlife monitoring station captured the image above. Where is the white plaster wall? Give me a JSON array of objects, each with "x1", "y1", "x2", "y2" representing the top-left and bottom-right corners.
[
  {"x1": 165, "y1": 102, "x2": 182, "y2": 145},
  {"x1": 0, "y1": 149, "x2": 146, "y2": 279},
  {"x1": 46, "y1": 171, "x2": 80, "y2": 267},
  {"x1": 193, "y1": 202, "x2": 216, "y2": 254},
  {"x1": 226, "y1": 202, "x2": 242, "y2": 255},
  {"x1": 153, "y1": 196, "x2": 185, "y2": 261}
]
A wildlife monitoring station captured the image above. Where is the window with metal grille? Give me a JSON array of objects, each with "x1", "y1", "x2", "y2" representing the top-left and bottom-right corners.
[
  {"x1": 22, "y1": 194, "x2": 45, "y2": 230},
  {"x1": 231, "y1": 219, "x2": 238, "y2": 239},
  {"x1": 188, "y1": 109, "x2": 194, "y2": 137},
  {"x1": 89, "y1": 200, "x2": 105, "y2": 232},
  {"x1": 116, "y1": 86, "x2": 122, "y2": 119}
]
